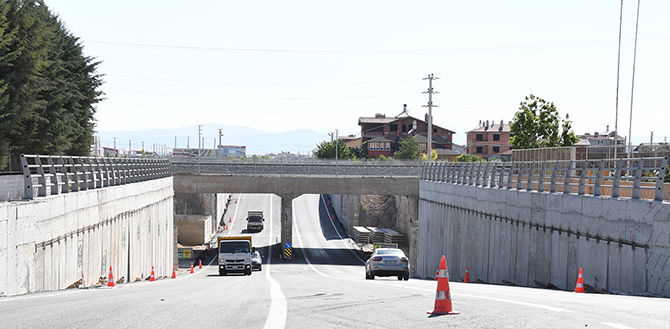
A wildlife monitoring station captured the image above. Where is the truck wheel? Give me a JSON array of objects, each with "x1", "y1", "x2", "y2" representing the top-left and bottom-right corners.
[
  {"x1": 259, "y1": 265, "x2": 262, "y2": 272},
  {"x1": 219, "y1": 269, "x2": 226, "y2": 276},
  {"x1": 245, "y1": 268, "x2": 252, "y2": 276}
]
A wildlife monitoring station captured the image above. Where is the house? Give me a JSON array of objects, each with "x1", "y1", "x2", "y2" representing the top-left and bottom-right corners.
[
  {"x1": 358, "y1": 106, "x2": 455, "y2": 159},
  {"x1": 579, "y1": 127, "x2": 626, "y2": 159},
  {"x1": 340, "y1": 135, "x2": 362, "y2": 149},
  {"x1": 465, "y1": 120, "x2": 512, "y2": 160}
]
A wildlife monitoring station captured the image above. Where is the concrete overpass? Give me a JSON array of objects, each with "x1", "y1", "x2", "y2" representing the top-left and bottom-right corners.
[{"x1": 172, "y1": 159, "x2": 421, "y2": 258}]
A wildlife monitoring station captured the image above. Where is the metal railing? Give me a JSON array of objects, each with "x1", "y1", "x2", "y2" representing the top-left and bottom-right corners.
[
  {"x1": 170, "y1": 158, "x2": 422, "y2": 177},
  {"x1": 21, "y1": 154, "x2": 172, "y2": 199},
  {"x1": 422, "y1": 157, "x2": 668, "y2": 201}
]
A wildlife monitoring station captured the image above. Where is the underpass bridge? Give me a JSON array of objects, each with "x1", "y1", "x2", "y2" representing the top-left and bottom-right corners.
[{"x1": 171, "y1": 158, "x2": 422, "y2": 258}]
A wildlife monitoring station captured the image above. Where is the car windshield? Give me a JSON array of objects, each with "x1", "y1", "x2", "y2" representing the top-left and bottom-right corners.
[
  {"x1": 249, "y1": 216, "x2": 263, "y2": 222},
  {"x1": 220, "y1": 242, "x2": 250, "y2": 254},
  {"x1": 375, "y1": 249, "x2": 404, "y2": 256},
  {"x1": 252, "y1": 251, "x2": 261, "y2": 258}
]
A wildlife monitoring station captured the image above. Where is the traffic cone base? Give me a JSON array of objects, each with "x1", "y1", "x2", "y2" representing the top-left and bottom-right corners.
[
  {"x1": 107, "y1": 266, "x2": 115, "y2": 287},
  {"x1": 575, "y1": 267, "x2": 584, "y2": 293},
  {"x1": 428, "y1": 255, "x2": 459, "y2": 315}
]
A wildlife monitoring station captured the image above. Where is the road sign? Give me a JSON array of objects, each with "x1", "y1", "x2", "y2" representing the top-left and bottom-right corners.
[{"x1": 285, "y1": 242, "x2": 292, "y2": 250}]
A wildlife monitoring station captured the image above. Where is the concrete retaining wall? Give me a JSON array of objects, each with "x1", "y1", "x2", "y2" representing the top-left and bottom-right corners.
[
  {"x1": 418, "y1": 180, "x2": 670, "y2": 296},
  {"x1": 0, "y1": 175, "x2": 23, "y2": 202},
  {"x1": 0, "y1": 177, "x2": 173, "y2": 297},
  {"x1": 175, "y1": 215, "x2": 212, "y2": 245}
]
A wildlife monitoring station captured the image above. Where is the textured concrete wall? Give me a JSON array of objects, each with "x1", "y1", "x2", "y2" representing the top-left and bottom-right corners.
[
  {"x1": 418, "y1": 180, "x2": 670, "y2": 296},
  {"x1": 174, "y1": 215, "x2": 212, "y2": 245},
  {"x1": 0, "y1": 177, "x2": 173, "y2": 297},
  {"x1": 0, "y1": 175, "x2": 23, "y2": 202}
]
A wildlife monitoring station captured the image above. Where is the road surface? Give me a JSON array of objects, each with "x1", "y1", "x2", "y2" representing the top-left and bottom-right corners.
[{"x1": 1, "y1": 194, "x2": 668, "y2": 328}]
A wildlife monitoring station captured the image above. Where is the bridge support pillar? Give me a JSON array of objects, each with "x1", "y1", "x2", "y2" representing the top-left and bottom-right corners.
[{"x1": 279, "y1": 194, "x2": 298, "y2": 260}]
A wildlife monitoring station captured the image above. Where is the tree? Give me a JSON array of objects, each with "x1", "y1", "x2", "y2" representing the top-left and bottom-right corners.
[
  {"x1": 421, "y1": 149, "x2": 437, "y2": 161},
  {"x1": 313, "y1": 140, "x2": 354, "y2": 159},
  {"x1": 509, "y1": 94, "x2": 579, "y2": 149},
  {"x1": 393, "y1": 136, "x2": 420, "y2": 160},
  {"x1": 455, "y1": 154, "x2": 485, "y2": 162},
  {"x1": 0, "y1": 0, "x2": 103, "y2": 168}
]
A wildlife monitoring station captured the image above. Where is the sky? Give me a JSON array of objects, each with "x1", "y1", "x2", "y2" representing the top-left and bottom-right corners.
[{"x1": 44, "y1": 0, "x2": 670, "y2": 152}]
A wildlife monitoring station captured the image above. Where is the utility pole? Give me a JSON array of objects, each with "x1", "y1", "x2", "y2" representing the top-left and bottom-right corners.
[
  {"x1": 128, "y1": 140, "x2": 132, "y2": 158},
  {"x1": 614, "y1": 0, "x2": 624, "y2": 160},
  {"x1": 218, "y1": 128, "x2": 224, "y2": 158},
  {"x1": 422, "y1": 74, "x2": 439, "y2": 162},
  {"x1": 197, "y1": 124, "x2": 202, "y2": 174},
  {"x1": 627, "y1": 0, "x2": 642, "y2": 160},
  {"x1": 141, "y1": 141, "x2": 145, "y2": 157},
  {"x1": 335, "y1": 129, "x2": 339, "y2": 162},
  {"x1": 113, "y1": 137, "x2": 117, "y2": 154}
]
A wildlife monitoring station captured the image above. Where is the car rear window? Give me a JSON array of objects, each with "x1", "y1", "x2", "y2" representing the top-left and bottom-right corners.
[{"x1": 376, "y1": 249, "x2": 404, "y2": 256}]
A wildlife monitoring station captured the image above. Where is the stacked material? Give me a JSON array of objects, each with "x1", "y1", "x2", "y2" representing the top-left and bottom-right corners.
[
  {"x1": 366, "y1": 227, "x2": 385, "y2": 243},
  {"x1": 352, "y1": 226, "x2": 370, "y2": 244},
  {"x1": 380, "y1": 228, "x2": 403, "y2": 244}
]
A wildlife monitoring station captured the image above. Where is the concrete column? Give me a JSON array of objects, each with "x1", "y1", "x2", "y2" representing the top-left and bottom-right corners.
[{"x1": 278, "y1": 194, "x2": 298, "y2": 260}]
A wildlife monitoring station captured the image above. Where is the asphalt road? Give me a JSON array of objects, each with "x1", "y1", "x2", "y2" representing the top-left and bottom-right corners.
[{"x1": 1, "y1": 194, "x2": 669, "y2": 328}]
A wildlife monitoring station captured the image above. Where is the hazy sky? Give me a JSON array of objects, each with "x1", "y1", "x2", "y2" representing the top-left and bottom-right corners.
[{"x1": 45, "y1": 0, "x2": 669, "y2": 149}]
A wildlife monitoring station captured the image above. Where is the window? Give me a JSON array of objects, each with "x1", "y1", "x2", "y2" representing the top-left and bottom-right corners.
[
  {"x1": 493, "y1": 146, "x2": 500, "y2": 153},
  {"x1": 476, "y1": 134, "x2": 483, "y2": 141},
  {"x1": 493, "y1": 134, "x2": 500, "y2": 141},
  {"x1": 402, "y1": 125, "x2": 407, "y2": 132},
  {"x1": 390, "y1": 124, "x2": 398, "y2": 132},
  {"x1": 433, "y1": 128, "x2": 437, "y2": 133},
  {"x1": 476, "y1": 147, "x2": 483, "y2": 154}
]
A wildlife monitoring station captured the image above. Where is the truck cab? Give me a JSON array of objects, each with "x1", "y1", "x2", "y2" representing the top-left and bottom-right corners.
[
  {"x1": 218, "y1": 236, "x2": 253, "y2": 276},
  {"x1": 246, "y1": 210, "x2": 264, "y2": 232}
]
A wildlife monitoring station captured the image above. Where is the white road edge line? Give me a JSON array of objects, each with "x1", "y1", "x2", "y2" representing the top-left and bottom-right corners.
[
  {"x1": 319, "y1": 195, "x2": 366, "y2": 264},
  {"x1": 263, "y1": 195, "x2": 287, "y2": 329},
  {"x1": 225, "y1": 194, "x2": 242, "y2": 237},
  {"x1": 602, "y1": 323, "x2": 636, "y2": 329}
]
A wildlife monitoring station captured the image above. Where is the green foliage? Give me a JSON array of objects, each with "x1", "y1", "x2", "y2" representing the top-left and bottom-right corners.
[
  {"x1": 378, "y1": 154, "x2": 388, "y2": 160},
  {"x1": 420, "y1": 149, "x2": 437, "y2": 161},
  {"x1": 350, "y1": 144, "x2": 367, "y2": 159},
  {"x1": 313, "y1": 140, "x2": 354, "y2": 159},
  {"x1": 509, "y1": 94, "x2": 579, "y2": 150},
  {"x1": 455, "y1": 154, "x2": 485, "y2": 162},
  {"x1": 0, "y1": 0, "x2": 103, "y2": 168},
  {"x1": 393, "y1": 136, "x2": 420, "y2": 159},
  {"x1": 664, "y1": 167, "x2": 669, "y2": 183}
]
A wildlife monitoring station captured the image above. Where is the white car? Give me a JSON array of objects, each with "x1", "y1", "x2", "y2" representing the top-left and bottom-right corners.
[{"x1": 365, "y1": 248, "x2": 409, "y2": 280}]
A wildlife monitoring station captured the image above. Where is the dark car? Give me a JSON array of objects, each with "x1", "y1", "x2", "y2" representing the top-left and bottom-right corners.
[{"x1": 365, "y1": 248, "x2": 409, "y2": 280}]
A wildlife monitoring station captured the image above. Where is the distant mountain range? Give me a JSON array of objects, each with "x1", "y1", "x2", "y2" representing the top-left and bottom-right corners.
[{"x1": 95, "y1": 123, "x2": 332, "y2": 155}]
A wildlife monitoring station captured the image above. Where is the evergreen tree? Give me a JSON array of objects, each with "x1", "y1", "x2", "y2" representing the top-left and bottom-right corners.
[
  {"x1": 394, "y1": 136, "x2": 420, "y2": 160},
  {"x1": 509, "y1": 94, "x2": 579, "y2": 149},
  {"x1": 0, "y1": 0, "x2": 103, "y2": 168},
  {"x1": 313, "y1": 140, "x2": 354, "y2": 159}
]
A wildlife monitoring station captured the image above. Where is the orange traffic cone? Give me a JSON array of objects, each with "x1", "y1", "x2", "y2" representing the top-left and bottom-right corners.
[
  {"x1": 575, "y1": 267, "x2": 584, "y2": 293},
  {"x1": 225, "y1": 224, "x2": 228, "y2": 230},
  {"x1": 229, "y1": 217, "x2": 231, "y2": 223},
  {"x1": 190, "y1": 263, "x2": 194, "y2": 273},
  {"x1": 199, "y1": 259, "x2": 202, "y2": 269},
  {"x1": 435, "y1": 267, "x2": 439, "y2": 281},
  {"x1": 107, "y1": 266, "x2": 115, "y2": 287},
  {"x1": 171, "y1": 266, "x2": 176, "y2": 279},
  {"x1": 150, "y1": 266, "x2": 156, "y2": 281},
  {"x1": 428, "y1": 255, "x2": 459, "y2": 315},
  {"x1": 464, "y1": 266, "x2": 470, "y2": 283},
  {"x1": 235, "y1": 198, "x2": 237, "y2": 203}
]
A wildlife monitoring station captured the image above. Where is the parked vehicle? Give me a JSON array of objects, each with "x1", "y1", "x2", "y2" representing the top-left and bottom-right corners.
[
  {"x1": 218, "y1": 236, "x2": 253, "y2": 276},
  {"x1": 251, "y1": 251, "x2": 263, "y2": 271},
  {"x1": 246, "y1": 210, "x2": 264, "y2": 232},
  {"x1": 365, "y1": 247, "x2": 409, "y2": 281}
]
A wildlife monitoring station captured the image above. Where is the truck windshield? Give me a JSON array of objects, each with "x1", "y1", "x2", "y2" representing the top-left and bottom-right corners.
[
  {"x1": 248, "y1": 216, "x2": 262, "y2": 222},
  {"x1": 220, "y1": 242, "x2": 250, "y2": 254}
]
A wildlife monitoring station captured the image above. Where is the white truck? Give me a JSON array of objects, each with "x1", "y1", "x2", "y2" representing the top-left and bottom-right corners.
[
  {"x1": 246, "y1": 210, "x2": 264, "y2": 232},
  {"x1": 218, "y1": 236, "x2": 253, "y2": 276}
]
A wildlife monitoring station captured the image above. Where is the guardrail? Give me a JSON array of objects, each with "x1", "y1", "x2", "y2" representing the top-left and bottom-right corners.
[
  {"x1": 21, "y1": 154, "x2": 171, "y2": 199},
  {"x1": 422, "y1": 157, "x2": 668, "y2": 201},
  {"x1": 171, "y1": 158, "x2": 421, "y2": 177}
]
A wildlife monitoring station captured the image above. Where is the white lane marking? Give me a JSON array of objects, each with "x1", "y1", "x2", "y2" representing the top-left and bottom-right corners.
[
  {"x1": 225, "y1": 194, "x2": 241, "y2": 236},
  {"x1": 319, "y1": 195, "x2": 365, "y2": 264},
  {"x1": 297, "y1": 196, "x2": 572, "y2": 314},
  {"x1": 293, "y1": 205, "x2": 337, "y2": 279},
  {"x1": 602, "y1": 323, "x2": 636, "y2": 329},
  {"x1": 263, "y1": 195, "x2": 287, "y2": 329}
]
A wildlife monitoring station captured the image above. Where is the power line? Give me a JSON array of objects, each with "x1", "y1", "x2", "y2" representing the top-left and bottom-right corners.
[
  {"x1": 104, "y1": 88, "x2": 415, "y2": 100},
  {"x1": 84, "y1": 34, "x2": 670, "y2": 54},
  {"x1": 105, "y1": 74, "x2": 419, "y2": 86}
]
